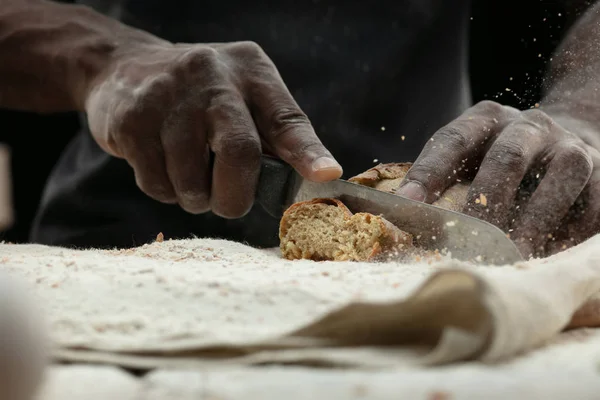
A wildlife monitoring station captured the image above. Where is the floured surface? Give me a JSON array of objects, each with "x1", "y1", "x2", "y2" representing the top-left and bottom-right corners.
[
  {"x1": 2, "y1": 239, "x2": 452, "y2": 352},
  {"x1": 40, "y1": 328, "x2": 600, "y2": 400},
  {"x1": 3, "y1": 236, "x2": 600, "y2": 398}
]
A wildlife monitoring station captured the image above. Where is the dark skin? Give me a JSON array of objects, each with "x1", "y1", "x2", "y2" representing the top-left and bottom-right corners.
[
  {"x1": 396, "y1": 2, "x2": 600, "y2": 258},
  {"x1": 1, "y1": 0, "x2": 600, "y2": 258},
  {"x1": 0, "y1": 0, "x2": 343, "y2": 219}
]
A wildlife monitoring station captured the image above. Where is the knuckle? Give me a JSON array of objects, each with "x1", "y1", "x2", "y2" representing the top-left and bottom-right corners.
[
  {"x1": 521, "y1": 108, "x2": 551, "y2": 124},
  {"x1": 434, "y1": 125, "x2": 469, "y2": 152},
  {"x1": 225, "y1": 41, "x2": 276, "y2": 77},
  {"x1": 473, "y1": 100, "x2": 506, "y2": 115},
  {"x1": 519, "y1": 109, "x2": 556, "y2": 132},
  {"x1": 269, "y1": 108, "x2": 312, "y2": 138},
  {"x1": 287, "y1": 140, "x2": 327, "y2": 164},
  {"x1": 237, "y1": 41, "x2": 265, "y2": 56},
  {"x1": 506, "y1": 118, "x2": 545, "y2": 138},
  {"x1": 471, "y1": 100, "x2": 519, "y2": 120},
  {"x1": 199, "y1": 86, "x2": 237, "y2": 109},
  {"x1": 487, "y1": 140, "x2": 527, "y2": 169},
  {"x1": 177, "y1": 47, "x2": 220, "y2": 74},
  {"x1": 216, "y1": 134, "x2": 262, "y2": 166},
  {"x1": 225, "y1": 40, "x2": 267, "y2": 59},
  {"x1": 558, "y1": 143, "x2": 594, "y2": 175},
  {"x1": 206, "y1": 94, "x2": 258, "y2": 131},
  {"x1": 206, "y1": 90, "x2": 241, "y2": 112}
]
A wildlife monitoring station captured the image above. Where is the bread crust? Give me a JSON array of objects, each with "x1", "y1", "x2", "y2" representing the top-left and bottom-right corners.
[
  {"x1": 279, "y1": 198, "x2": 413, "y2": 261},
  {"x1": 350, "y1": 163, "x2": 470, "y2": 212},
  {"x1": 279, "y1": 163, "x2": 471, "y2": 262}
]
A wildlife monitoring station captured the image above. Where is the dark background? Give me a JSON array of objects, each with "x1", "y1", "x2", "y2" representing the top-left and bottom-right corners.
[{"x1": 0, "y1": 1, "x2": 592, "y2": 243}]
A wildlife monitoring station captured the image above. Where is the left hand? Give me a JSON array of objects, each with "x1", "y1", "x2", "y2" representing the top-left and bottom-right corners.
[{"x1": 395, "y1": 100, "x2": 600, "y2": 258}]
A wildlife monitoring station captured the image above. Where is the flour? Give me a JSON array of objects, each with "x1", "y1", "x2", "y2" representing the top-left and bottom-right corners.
[{"x1": 5, "y1": 235, "x2": 600, "y2": 398}]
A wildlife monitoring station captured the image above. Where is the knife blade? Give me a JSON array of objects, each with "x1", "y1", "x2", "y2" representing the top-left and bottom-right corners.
[{"x1": 257, "y1": 156, "x2": 523, "y2": 265}]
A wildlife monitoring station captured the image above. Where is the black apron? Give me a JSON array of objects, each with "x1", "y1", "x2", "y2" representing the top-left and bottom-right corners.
[{"x1": 31, "y1": 0, "x2": 472, "y2": 248}]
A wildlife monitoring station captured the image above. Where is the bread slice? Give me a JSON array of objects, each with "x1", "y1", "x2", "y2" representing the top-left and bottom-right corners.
[
  {"x1": 279, "y1": 162, "x2": 470, "y2": 262},
  {"x1": 279, "y1": 198, "x2": 413, "y2": 261}
]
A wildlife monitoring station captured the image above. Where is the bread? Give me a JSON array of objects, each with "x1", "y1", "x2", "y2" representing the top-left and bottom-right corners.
[
  {"x1": 279, "y1": 198, "x2": 413, "y2": 261},
  {"x1": 279, "y1": 163, "x2": 470, "y2": 262},
  {"x1": 349, "y1": 163, "x2": 470, "y2": 212}
]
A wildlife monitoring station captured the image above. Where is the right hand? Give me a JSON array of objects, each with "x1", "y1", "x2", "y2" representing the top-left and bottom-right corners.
[{"x1": 84, "y1": 41, "x2": 342, "y2": 218}]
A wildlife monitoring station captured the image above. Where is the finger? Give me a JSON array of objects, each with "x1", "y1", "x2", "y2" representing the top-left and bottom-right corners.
[
  {"x1": 236, "y1": 42, "x2": 342, "y2": 182},
  {"x1": 122, "y1": 138, "x2": 177, "y2": 203},
  {"x1": 161, "y1": 102, "x2": 211, "y2": 214},
  {"x1": 395, "y1": 101, "x2": 518, "y2": 202},
  {"x1": 121, "y1": 134, "x2": 176, "y2": 203},
  {"x1": 114, "y1": 101, "x2": 177, "y2": 204},
  {"x1": 546, "y1": 171, "x2": 600, "y2": 255},
  {"x1": 462, "y1": 118, "x2": 552, "y2": 230},
  {"x1": 510, "y1": 143, "x2": 593, "y2": 258},
  {"x1": 208, "y1": 90, "x2": 262, "y2": 219},
  {"x1": 108, "y1": 73, "x2": 178, "y2": 203}
]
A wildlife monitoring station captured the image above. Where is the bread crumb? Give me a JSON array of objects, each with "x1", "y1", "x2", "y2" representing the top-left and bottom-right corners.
[
  {"x1": 156, "y1": 232, "x2": 164, "y2": 243},
  {"x1": 428, "y1": 391, "x2": 451, "y2": 400},
  {"x1": 479, "y1": 193, "x2": 487, "y2": 206},
  {"x1": 353, "y1": 384, "x2": 368, "y2": 397}
]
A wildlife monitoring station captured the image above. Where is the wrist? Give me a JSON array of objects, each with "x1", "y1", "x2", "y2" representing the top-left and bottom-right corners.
[
  {"x1": 0, "y1": 0, "x2": 171, "y2": 112},
  {"x1": 68, "y1": 7, "x2": 171, "y2": 110}
]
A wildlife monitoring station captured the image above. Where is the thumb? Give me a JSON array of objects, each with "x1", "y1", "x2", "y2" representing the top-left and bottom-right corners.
[
  {"x1": 260, "y1": 134, "x2": 342, "y2": 182},
  {"x1": 263, "y1": 120, "x2": 343, "y2": 183}
]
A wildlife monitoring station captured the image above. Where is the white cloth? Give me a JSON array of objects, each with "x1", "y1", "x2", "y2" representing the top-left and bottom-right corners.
[{"x1": 3, "y1": 236, "x2": 600, "y2": 398}]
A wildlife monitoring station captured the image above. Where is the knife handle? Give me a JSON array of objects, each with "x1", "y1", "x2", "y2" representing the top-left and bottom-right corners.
[{"x1": 256, "y1": 155, "x2": 296, "y2": 219}]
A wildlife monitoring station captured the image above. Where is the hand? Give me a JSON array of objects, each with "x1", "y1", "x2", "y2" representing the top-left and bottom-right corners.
[
  {"x1": 395, "y1": 100, "x2": 600, "y2": 258},
  {"x1": 84, "y1": 41, "x2": 342, "y2": 218}
]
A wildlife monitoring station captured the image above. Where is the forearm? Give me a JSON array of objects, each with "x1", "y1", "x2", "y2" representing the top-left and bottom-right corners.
[
  {"x1": 540, "y1": 2, "x2": 600, "y2": 149},
  {"x1": 0, "y1": 0, "x2": 167, "y2": 113}
]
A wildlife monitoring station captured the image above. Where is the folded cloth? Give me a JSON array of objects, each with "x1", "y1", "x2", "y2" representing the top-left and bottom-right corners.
[{"x1": 3, "y1": 234, "x2": 600, "y2": 370}]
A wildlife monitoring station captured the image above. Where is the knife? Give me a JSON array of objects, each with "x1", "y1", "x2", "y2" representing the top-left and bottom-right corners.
[{"x1": 256, "y1": 155, "x2": 523, "y2": 265}]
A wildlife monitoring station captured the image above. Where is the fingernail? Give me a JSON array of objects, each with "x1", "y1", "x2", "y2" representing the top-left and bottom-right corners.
[
  {"x1": 395, "y1": 181, "x2": 427, "y2": 202},
  {"x1": 312, "y1": 157, "x2": 342, "y2": 173}
]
